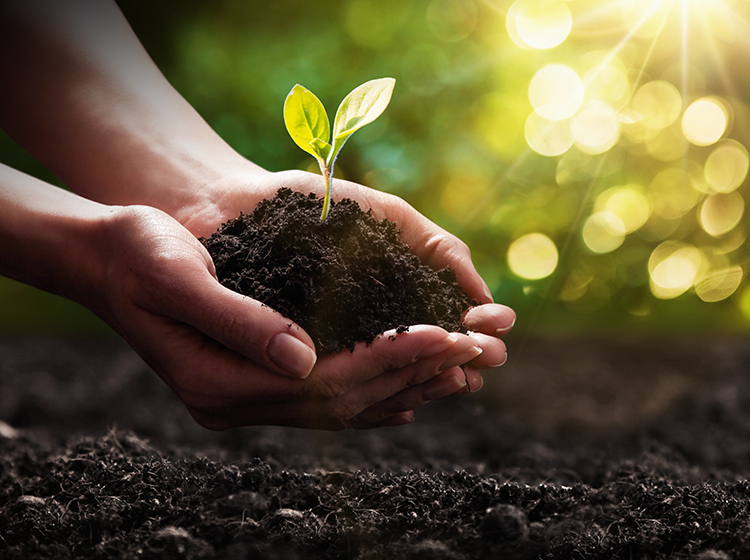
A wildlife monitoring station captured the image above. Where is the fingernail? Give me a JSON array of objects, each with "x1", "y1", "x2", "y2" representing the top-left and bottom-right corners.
[
  {"x1": 268, "y1": 333, "x2": 317, "y2": 379},
  {"x1": 496, "y1": 316, "x2": 516, "y2": 336},
  {"x1": 415, "y1": 333, "x2": 459, "y2": 360},
  {"x1": 487, "y1": 353, "x2": 508, "y2": 368},
  {"x1": 439, "y1": 346, "x2": 483, "y2": 371},
  {"x1": 424, "y1": 375, "x2": 467, "y2": 401}
]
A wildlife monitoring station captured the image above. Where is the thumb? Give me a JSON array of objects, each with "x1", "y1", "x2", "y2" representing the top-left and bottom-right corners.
[{"x1": 170, "y1": 268, "x2": 317, "y2": 379}]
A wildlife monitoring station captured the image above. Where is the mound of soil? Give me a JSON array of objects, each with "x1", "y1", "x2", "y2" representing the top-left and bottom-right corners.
[
  {"x1": 200, "y1": 188, "x2": 472, "y2": 355},
  {"x1": 2, "y1": 335, "x2": 750, "y2": 559}
]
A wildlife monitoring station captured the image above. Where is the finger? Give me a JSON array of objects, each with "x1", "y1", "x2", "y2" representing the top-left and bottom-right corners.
[
  {"x1": 307, "y1": 325, "x2": 471, "y2": 398},
  {"x1": 156, "y1": 263, "x2": 318, "y2": 380},
  {"x1": 349, "y1": 367, "x2": 469, "y2": 427},
  {"x1": 467, "y1": 332, "x2": 507, "y2": 369},
  {"x1": 337, "y1": 338, "x2": 481, "y2": 426},
  {"x1": 463, "y1": 365, "x2": 484, "y2": 392},
  {"x1": 463, "y1": 304, "x2": 516, "y2": 336}
]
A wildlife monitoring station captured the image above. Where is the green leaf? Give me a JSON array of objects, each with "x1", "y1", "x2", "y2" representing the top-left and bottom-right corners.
[
  {"x1": 284, "y1": 84, "x2": 330, "y2": 161},
  {"x1": 329, "y1": 77, "x2": 395, "y2": 163}
]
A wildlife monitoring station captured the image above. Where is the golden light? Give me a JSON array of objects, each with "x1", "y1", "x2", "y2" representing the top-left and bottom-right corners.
[
  {"x1": 629, "y1": 81, "x2": 682, "y2": 132},
  {"x1": 529, "y1": 64, "x2": 583, "y2": 120},
  {"x1": 699, "y1": 192, "x2": 745, "y2": 237},
  {"x1": 691, "y1": 0, "x2": 737, "y2": 43},
  {"x1": 508, "y1": 233, "x2": 559, "y2": 280},
  {"x1": 525, "y1": 111, "x2": 574, "y2": 157},
  {"x1": 648, "y1": 242, "x2": 703, "y2": 300},
  {"x1": 704, "y1": 140, "x2": 749, "y2": 193},
  {"x1": 572, "y1": 100, "x2": 619, "y2": 154},
  {"x1": 582, "y1": 212, "x2": 626, "y2": 254},
  {"x1": 695, "y1": 263, "x2": 743, "y2": 302},
  {"x1": 682, "y1": 98, "x2": 728, "y2": 146},
  {"x1": 595, "y1": 185, "x2": 652, "y2": 233},
  {"x1": 508, "y1": 0, "x2": 572, "y2": 50},
  {"x1": 581, "y1": 56, "x2": 630, "y2": 110}
]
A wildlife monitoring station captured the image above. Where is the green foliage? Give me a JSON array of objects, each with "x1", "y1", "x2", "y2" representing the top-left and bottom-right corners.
[{"x1": 284, "y1": 78, "x2": 395, "y2": 220}]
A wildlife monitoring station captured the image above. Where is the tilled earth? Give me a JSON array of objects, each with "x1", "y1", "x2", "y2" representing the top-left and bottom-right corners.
[{"x1": 1, "y1": 334, "x2": 749, "y2": 559}]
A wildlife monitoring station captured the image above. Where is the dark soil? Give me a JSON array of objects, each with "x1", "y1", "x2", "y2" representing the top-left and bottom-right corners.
[
  {"x1": 200, "y1": 188, "x2": 472, "y2": 355},
  {"x1": 2, "y1": 334, "x2": 750, "y2": 559}
]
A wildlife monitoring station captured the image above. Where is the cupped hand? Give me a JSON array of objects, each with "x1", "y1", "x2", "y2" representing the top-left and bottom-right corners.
[
  {"x1": 96, "y1": 204, "x2": 496, "y2": 430},
  {"x1": 170, "y1": 167, "x2": 516, "y2": 378}
]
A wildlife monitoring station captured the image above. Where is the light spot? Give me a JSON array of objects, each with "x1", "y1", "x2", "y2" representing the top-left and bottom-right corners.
[
  {"x1": 510, "y1": 0, "x2": 572, "y2": 50},
  {"x1": 682, "y1": 98, "x2": 728, "y2": 146},
  {"x1": 695, "y1": 264, "x2": 743, "y2": 303},
  {"x1": 582, "y1": 212, "x2": 626, "y2": 254},
  {"x1": 630, "y1": 81, "x2": 682, "y2": 131},
  {"x1": 595, "y1": 185, "x2": 651, "y2": 233},
  {"x1": 529, "y1": 64, "x2": 584, "y2": 120},
  {"x1": 648, "y1": 242, "x2": 703, "y2": 299},
  {"x1": 699, "y1": 192, "x2": 745, "y2": 237},
  {"x1": 704, "y1": 140, "x2": 749, "y2": 193},
  {"x1": 508, "y1": 233, "x2": 559, "y2": 280},
  {"x1": 582, "y1": 60, "x2": 630, "y2": 110},
  {"x1": 571, "y1": 100, "x2": 619, "y2": 154},
  {"x1": 525, "y1": 112, "x2": 574, "y2": 156}
]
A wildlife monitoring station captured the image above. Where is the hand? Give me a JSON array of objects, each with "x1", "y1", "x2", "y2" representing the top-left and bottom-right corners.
[
  {"x1": 164, "y1": 167, "x2": 516, "y2": 395},
  {"x1": 96, "y1": 204, "x2": 504, "y2": 430}
]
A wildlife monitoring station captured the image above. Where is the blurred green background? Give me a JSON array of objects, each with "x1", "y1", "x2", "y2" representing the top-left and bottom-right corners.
[{"x1": 2, "y1": 0, "x2": 750, "y2": 336}]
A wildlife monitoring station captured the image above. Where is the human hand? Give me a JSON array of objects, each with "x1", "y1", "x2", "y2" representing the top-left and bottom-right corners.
[
  {"x1": 95, "y1": 204, "x2": 499, "y2": 430},
  {"x1": 166, "y1": 167, "x2": 516, "y2": 395}
]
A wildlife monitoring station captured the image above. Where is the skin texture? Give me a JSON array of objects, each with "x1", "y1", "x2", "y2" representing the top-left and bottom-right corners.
[{"x1": 0, "y1": 0, "x2": 515, "y2": 430}]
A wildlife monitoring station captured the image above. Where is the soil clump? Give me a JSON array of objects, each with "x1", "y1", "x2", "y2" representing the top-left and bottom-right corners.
[
  {"x1": 200, "y1": 188, "x2": 472, "y2": 355},
  {"x1": 2, "y1": 336, "x2": 750, "y2": 559}
]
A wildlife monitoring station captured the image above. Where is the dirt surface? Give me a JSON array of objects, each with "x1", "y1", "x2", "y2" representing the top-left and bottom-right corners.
[
  {"x1": 2, "y1": 334, "x2": 750, "y2": 559},
  {"x1": 200, "y1": 188, "x2": 472, "y2": 355}
]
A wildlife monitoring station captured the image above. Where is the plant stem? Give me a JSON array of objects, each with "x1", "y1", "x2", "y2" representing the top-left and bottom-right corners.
[{"x1": 320, "y1": 167, "x2": 332, "y2": 221}]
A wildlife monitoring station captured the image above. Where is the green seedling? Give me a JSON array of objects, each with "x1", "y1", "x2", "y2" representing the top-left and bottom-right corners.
[{"x1": 284, "y1": 77, "x2": 396, "y2": 221}]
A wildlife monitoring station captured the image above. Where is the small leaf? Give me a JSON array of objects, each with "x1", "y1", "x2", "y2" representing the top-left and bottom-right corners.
[
  {"x1": 284, "y1": 84, "x2": 331, "y2": 160},
  {"x1": 330, "y1": 78, "x2": 395, "y2": 162},
  {"x1": 310, "y1": 138, "x2": 332, "y2": 162}
]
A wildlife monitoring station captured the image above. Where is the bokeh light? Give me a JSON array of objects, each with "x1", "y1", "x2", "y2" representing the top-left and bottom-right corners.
[
  {"x1": 648, "y1": 242, "x2": 703, "y2": 300},
  {"x1": 508, "y1": 233, "x2": 559, "y2": 280},
  {"x1": 704, "y1": 140, "x2": 749, "y2": 193},
  {"x1": 529, "y1": 64, "x2": 583, "y2": 120},
  {"x1": 682, "y1": 98, "x2": 728, "y2": 146},
  {"x1": 582, "y1": 212, "x2": 626, "y2": 254},
  {"x1": 525, "y1": 111, "x2": 574, "y2": 157},
  {"x1": 509, "y1": 0, "x2": 572, "y2": 50},
  {"x1": 572, "y1": 101, "x2": 619, "y2": 154},
  {"x1": 699, "y1": 192, "x2": 745, "y2": 237},
  {"x1": 630, "y1": 81, "x2": 682, "y2": 132},
  {"x1": 595, "y1": 185, "x2": 651, "y2": 233}
]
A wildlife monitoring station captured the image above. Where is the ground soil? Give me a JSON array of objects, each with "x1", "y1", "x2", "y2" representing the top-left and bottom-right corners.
[
  {"x1": 2, "y1": 334, "x2": 750, "y2": 559},
  {"x1": 200, "y1": 188, "x2": 472, "y2": 355}
]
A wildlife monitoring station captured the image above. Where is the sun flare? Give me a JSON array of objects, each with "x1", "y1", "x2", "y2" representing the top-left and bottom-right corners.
[{"x1": 501, "y1": 0, "x2": 750, "y2": 315}]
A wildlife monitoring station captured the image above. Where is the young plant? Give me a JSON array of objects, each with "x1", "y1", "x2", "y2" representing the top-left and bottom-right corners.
[{"x1": 284, "y1": 78, "x2": 396, "y2": 221}]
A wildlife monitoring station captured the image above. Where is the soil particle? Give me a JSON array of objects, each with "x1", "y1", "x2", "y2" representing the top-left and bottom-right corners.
[
  {"x1": 3, "y1": 337, "x2": 750, "y2": 559},
  {"x1": 200, "y1": 188, "x2": 473, "y2": 355}
]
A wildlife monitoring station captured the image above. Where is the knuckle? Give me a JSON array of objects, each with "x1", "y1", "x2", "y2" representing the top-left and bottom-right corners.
[{"x1": 313, "y1": 374, "x2": 351, "y2": 399}]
